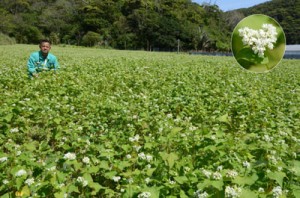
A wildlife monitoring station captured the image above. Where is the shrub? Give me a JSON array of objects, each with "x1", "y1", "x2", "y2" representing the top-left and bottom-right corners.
[{"x1": 0, "y1": 33, "x2": 16, "y2": 45}]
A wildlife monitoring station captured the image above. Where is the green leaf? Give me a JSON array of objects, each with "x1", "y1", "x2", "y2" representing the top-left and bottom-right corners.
[
  {"x1": 89, "y1": 182, "x2": 104, "y2": 195},
  {"x1": 104, "y1": 171, "x2": 117, "y2": 179},
  {"x1": 21, "y1": 185, "x2": 31, "y2": 197},
  {"x1": 4, "y1": 113, "x2": 13, "y2": 122},
  {"x1": 267, "y1": 171, "x2": 286, "y2": 186},
  {"x1": 261, "y1": 56, "x2": 269, "y2": 65},
  {"x1": 87, "y1": 165, "x2": 100, "y2": 174},
  {"x1": 99, "y1": 161, "x2": 110, "y2": 170},
  {"x1": 159, "y1": 152, "x2": 178, "y2": 168},
  {"x1": 174, "y1": 176, "x2": 188, "y2": 184},
  {"x1": 180, "y1": 190, "x2": 189, "y2": 198},
  {"x1": 291, "y1": 160, "x2": 300, "y2": 177},
  {"x1": 116, "y1": 161, "x2": 131, "y2": 170},
  {"x1": 23, "y1": 142, "x2": 36, "y2": 151},
  {"x1": 210, "y1": 180, "x2": 223, "y2": 191},
  {"x1": 233, "y1": 174, "x2": 258, "y2": 185},
  {"x1": 217, "y1": 113, "x2": 231, "y2": 125},
  {"x1": 54, "y1": 118, "x2": 61, "y2": 124},
  {"x1": 54, "y1": 191, "x2": 66, "y2": 198},
  {"x1": 171, "y1": 127, "x2": 183, "y2": 133},
  {"x1": 56, "y1": 171, "x2": 66, "y2": 183},
  {"x1": 68, "y1": 184, "x2": 79, "y2": 193},
  {"x1": 240, "y1": 188, "x2": 257, "y2": 198},
  {"x1": 146, "y1": 168, "x2": 156, "y2": 176},
  {"x1": 139, "y1": 187, "x2": 161, "y2": 198},
  {"x1": 16, "y1": 178, "x2": 25, "y2": 190},
  {"x1": 0, "y1": 193, "x2": 11, "y2": 198},
  {"x1": 291, "y1": 184, "x2": 300, "y2": 198},
  {"x1": 197, "y1": 179, "x2": 223, "y2": 191},
  {"x1": 83, "y1": 173, "x2": 93, "y2": 183}
]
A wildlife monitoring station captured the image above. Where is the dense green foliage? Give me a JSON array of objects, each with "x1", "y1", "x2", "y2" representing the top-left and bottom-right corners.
[
  {"x1": 236, "y1": 0, "x2": 300, "y2": 44},
  {"x1": 1, "y1": 0, "x2": 298, "y2": 50},
  {"x1": 0, "y1": 33, "x2": 16, "y2": 45},
  {"x1": 0, "y1": 0, "x2": 230, "y2": 51},
  {"x1": 1, "y1": 45, "x2": 300, "y2": 197}
]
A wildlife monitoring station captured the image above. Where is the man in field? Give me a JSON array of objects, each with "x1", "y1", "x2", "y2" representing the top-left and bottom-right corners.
[{"x1": 27, "y1": 39, "x2": 59, "y2": 78}]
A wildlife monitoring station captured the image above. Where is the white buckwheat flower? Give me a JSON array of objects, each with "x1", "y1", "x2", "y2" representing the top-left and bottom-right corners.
[
  {"x1": 126, "y1": 154, "x2": 132, "y2": 159},
  {"x1": 112, "y1": 176, "x2": 121, "y2": 182},
  {"x1": 2, "y1": 179, "x2": 9, "y2": 185},
  {"x1": 226, "y1": 170, "x2": 238, "y2": 179},
  {"x1": 138, "y1": 192, "x2": 151, "y2": 198},
  {"x1": 272, "y1": 186, "x2": 282, "y2": 198},
  {"x1": 212, "y1": 172, "x2": 222, "y2": 180},
  {"x1": 129, "y1": 134, "x2": 140, "y2": 142},
  {"x1": 146, "y1": 155, "x2": 153, "y2": 162},
  {"x1": 258, "y1": 187, "x2": 265, "y2": 193},
  {"x1": 82, "y1": 157, "x2": 90, "y2": 164},
  {"x1": 25, "y1": 178, "x2": 35, "y2": 186},
  {"x1": 238, "y1": 24, "x2": 278, "y2": 58},
  {"x1": 10, "y1": 128, "x2": 19, "y2": 133},
  {"x1": 76, "y1": 177, "x2": 88, "y2": 187},
  {"x1": 145, "y1": 177, "x2": 151, "y2": 184},
  {"x1": 201, "y1": 169, "x2": 212, "y2": 179},
  {"x1": 0, "y1": 157, "x2": 8, "y2": 163},
  {"x1": 46, "y1": 166, "x2": 56, "y2": 171},
  {"x1": 169, "y1": 178, "x2": 176, "y2": 185},
  {"x1": 15, "y1": 169, "x2": 27, "y2": 177},
  {"x1": 242, "y1": 161, "x2": 250, "y2": 168},
  {"x1": 138, "y1": 152, "x2": 146, "y2": 160},
  {"x1": 194, "y1": 190, "x2": 209, "y2": 198},
  {"x1": 64, "y1": 152, "x2": 76, "y2": 160},
  {"x1": 225, "y1": 185, "x2": 242, "y2": 198},
  {"x1": 217, "y1": 165, "x2": 223, "y2": 171}
]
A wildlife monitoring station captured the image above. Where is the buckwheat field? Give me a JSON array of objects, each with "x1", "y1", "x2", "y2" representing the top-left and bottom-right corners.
[{"x1": 0, "y1": 45, "x2": 300, "y2": 197}]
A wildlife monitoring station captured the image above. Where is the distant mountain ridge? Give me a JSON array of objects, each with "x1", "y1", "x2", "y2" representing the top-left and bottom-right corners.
[{"x1": 231, "y1": 0, "x2": 300, "y2": 44}]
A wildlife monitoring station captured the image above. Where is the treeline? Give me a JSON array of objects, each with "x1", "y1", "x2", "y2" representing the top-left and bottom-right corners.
[
  {"x1": 0, "y1": 0, "x2": 298, "y2": 51},
  {"x1": 236, "y1": 0, "x2": 300, "y2": 44},
  {"x1": 0, "y1": 0, "x2": 231, "y2": 51}
]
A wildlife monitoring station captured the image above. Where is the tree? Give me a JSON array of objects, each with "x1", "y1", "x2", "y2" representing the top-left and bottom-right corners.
[{"x1": 82, "y1": 31, "x2": 101, "y2": 47}]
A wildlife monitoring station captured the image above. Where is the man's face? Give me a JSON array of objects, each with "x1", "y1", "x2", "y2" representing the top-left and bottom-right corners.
[{"x1": 39, "y1": 42, "x2": 51, "y2": 54}]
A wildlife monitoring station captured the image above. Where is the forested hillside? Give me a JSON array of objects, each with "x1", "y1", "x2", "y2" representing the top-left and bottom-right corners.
[
  {"x1": 0, "y1": 0, "x2": 230, "y2": 51},
  {"x1": 235, "y1": 0, "x2": 300, "y2": 44},
  {"x1": 0, "y1": 0, "x2": 298, "y2": 50}
]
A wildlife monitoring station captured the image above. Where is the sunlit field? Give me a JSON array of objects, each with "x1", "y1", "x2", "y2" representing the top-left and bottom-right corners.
[{"x1": 1, "y1": 45, "x2": 300, "y2": 197}]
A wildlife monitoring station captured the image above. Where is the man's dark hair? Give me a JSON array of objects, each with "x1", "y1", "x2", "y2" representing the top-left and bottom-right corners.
[{"x1": 39, "y1": 39, "x2": 52, "y2": 45}]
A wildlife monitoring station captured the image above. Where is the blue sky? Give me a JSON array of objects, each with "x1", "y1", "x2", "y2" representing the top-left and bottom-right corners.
[{"x1": 192, "y1": 0, "x2": 271, "y2": 11}]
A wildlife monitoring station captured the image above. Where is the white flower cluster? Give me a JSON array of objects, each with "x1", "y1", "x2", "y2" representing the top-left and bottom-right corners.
[
  {"x1": 137, "y1": 192, "x2": 151, "y2": 198},
  {"x1": 272, "y1": 186, "x2": 282, "y2": 198},
  {"x1": 201, "y1": 169, "x2": 212, "y2": 179},
  {"x1": 258, "y1": 187, "x2": 265, "y2": 193},
  {"x1": 82, "y1": 157, "x2": 90, "y2": 164},
  {"x1": 138, "y1": 152, "x2": 153, "y2": 162},
  {"x1": 64, "y1": 152, "x2": 76, "y2": 160},
  {"x1": 129, "y1": 134, "x2": 140, "y2": 142},
  {"x1": 226, "y1": 170, "x2": 238, "y2": 179},
  {"x1": 212, "y1": 172, "x2": 222, "y2": 180},
  {"x1": 194, "y1": 190, "x2": 209, "y2": 198},
  {"x1": 76, "y1": 177, "x2": 88, "y2": 187},
  {"x1": 225, "y1": 185, "x2": 242, "y2": 198},
  {"x1": 0, "y1": 157, "x2": 8, "y2": 163},
  {"x1": 3, "y1": 179, "x2": 9, "y2": 185},
  {"x1": 238, "y1": 24, "x2": 278, "y2": 57},
  {"x1": 15, "y1": 169, "x2": 27, "y2": 177},
  {"x1": 112, "y1": 176, "x2": 121, "y2": 182},
  {"x1": 10, "y1": 127, "x2": 19, "y2": 133},
  {"x1": 25, "y1": 178, "x2": 35, "y2": 186},
  {"x1": 242, "y1": 161, "x2": 250, "y2": 168}
]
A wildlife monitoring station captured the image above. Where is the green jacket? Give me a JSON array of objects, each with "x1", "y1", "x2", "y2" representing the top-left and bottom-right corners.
[{"x1": 27, "y1": 51, "x2": 59, "y2": 76}]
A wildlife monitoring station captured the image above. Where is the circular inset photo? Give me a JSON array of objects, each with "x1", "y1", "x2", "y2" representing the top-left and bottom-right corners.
[{"x1": 232, "y1": 14, "x2": 286, "y2": 72}]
